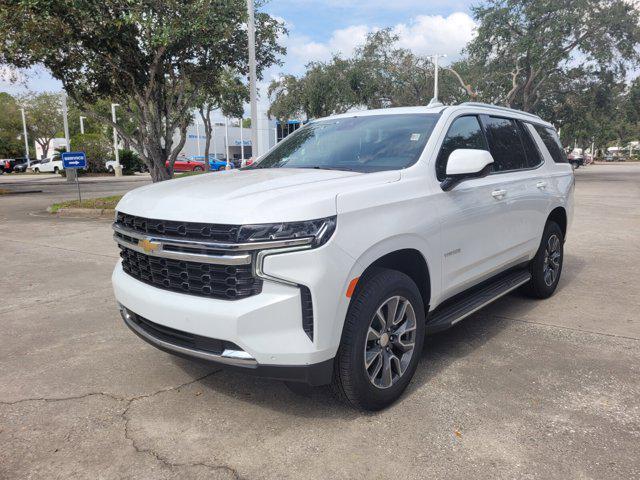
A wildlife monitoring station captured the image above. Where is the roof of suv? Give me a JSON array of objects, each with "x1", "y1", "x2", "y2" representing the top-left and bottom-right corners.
[{"x1": 322, "y1": 102, "x2": 552, "y2": 128}]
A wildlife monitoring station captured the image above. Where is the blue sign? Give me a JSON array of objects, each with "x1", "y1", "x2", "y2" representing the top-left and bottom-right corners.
[{"x1": 62, "y1": 152, "x2": 87, "y2": 169}]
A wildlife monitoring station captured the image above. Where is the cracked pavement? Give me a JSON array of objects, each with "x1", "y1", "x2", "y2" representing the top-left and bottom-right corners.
[{"x1": 1, "y1": 165, "x2": 639, "y2": 479}]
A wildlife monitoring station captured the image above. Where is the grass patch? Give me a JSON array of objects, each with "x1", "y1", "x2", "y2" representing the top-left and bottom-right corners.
[
  {"x1": 174, "y1": 170, "x2": 207, "y2": 179},
  {"x1": 49, "y1": 195, "x2": 123, "y2": 213}
]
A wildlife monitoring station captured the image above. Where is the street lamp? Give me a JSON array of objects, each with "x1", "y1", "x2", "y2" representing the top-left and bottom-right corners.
[
  {"x1": 247, "y1": 0, "x2": 259, "y2": 158},
  {"x1": 111, "y1": 103, "x2": 122, "y2": 177},
  {"x1": 79, "y1": 116, "x2": 86, "y2": 135},
  {"x1": 428, "y1": 53, "x2": 447, "y2": 106},
  {"x1": 20, "y1": 108, "x2": 30, "y2": 167}
]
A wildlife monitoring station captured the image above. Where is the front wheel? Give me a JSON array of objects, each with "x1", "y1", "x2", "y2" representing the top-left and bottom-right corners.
[
  {"x1": 33, "y1": 168, "x2": 39, "y2": 173},
  {"x1": 331, "y1": 268, "x2": 425, "y2": 411},
  {"x1": 522, "y1": 221, "x2": 564, "y2": 299}
]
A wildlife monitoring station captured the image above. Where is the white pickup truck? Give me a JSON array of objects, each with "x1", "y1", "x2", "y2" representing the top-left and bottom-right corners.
[
  {"x1": 112, "y1": 102, "x2": 574, "y2": 410},
  {"x1": 32, "y1": 155, "x2": 63, "y2": 174}
]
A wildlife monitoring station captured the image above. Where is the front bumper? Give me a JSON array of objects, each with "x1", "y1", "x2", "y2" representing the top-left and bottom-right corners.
[{"x1": 119, "y1": 305, "x2": 333, "y2": 385}]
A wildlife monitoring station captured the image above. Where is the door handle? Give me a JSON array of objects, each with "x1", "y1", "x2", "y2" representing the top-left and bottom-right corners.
[
  {"x1": 536, "y1": 181, "x2": 548, "y2": 189},
  {"x1": 491, "y1": 189, "x2": 507, "y2": 199}
]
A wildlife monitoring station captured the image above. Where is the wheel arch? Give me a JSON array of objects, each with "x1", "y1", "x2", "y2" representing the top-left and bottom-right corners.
[
  {"x1": 352, "y1": 247, "x2": 431, "y2": 314},
  {"x1": 547, "y1": 206, "x2": 567, "y2": 239}
]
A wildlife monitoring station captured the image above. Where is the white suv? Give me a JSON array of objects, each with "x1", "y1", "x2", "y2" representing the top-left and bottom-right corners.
[{"x1": 112, "y1": 103, "x2": 573, "y2": 410}]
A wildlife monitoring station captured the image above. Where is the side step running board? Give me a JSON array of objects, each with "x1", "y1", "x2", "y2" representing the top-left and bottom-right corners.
[{"x1": 426, "y1": 269, "x2": 531, "y2": 334}]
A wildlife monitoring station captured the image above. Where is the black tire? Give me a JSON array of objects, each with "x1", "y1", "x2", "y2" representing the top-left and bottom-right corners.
[
  {"x1": 331, "y1": 268, "x2": 425, "y2": 411},
  {"x1": 33, "y1": 168, "x2": 39, "y2": 173},
  {"x1": 217, "y1": 165, "x2": 226, "y2": 171},
  {"x1": 522, "y1": 221, "x2": 564, "y2": 299},
  {"x1": 193, "y1": 166, "x2": 203, "y2": 172},
  {"x1": 53, "y1": 167, "x2": 59, "y2": 174},
  {"x1": 107, "y1": 166, "x2": 114, "y2": 173}
]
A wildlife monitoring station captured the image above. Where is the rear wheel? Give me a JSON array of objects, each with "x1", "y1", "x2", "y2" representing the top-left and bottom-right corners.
[
  {"x1": 193, "y1": 165, "x2": 203, "y2": 172},
  {"x1": 331, "y1": 268, "x2": 425, "y2": 411},
  {"x1": 33, "y1": 167, "x2": 39, "y2": 173},
  {"x1": 522, "y1": 221, "x2": 564, "y2": 299}
]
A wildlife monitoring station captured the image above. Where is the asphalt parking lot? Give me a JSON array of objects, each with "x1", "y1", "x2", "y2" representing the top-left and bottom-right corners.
[{"x1": 1, "y1": 165, "x2": 639, "y2": 480}]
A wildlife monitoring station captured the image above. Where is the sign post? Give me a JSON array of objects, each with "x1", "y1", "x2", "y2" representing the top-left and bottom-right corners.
[{"x1": 62, "y1": 152, "x2": 87, "y2": 203}]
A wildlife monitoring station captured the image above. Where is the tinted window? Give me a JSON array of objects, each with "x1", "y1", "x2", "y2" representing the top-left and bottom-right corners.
[
  {"x1": 484, "y1": 116, "x2": 527, "y2": 172},
  {"x1": 253, "y1": 114, "x2": 439, "y2": 173},
  {"x1": 533, "y1": 125, "x2": 567, "y2": 163},
  {"x1": 435, "y1": 115, "x2": 487, "y2": 180},
  {"x1": 518, "y1": 122, "x2": 543, "y2": 168}
]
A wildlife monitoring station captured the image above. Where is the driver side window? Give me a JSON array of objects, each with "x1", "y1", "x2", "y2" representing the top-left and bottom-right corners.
[{"x1": 436, "y1": 115, "x2": 487, "y2": 181}]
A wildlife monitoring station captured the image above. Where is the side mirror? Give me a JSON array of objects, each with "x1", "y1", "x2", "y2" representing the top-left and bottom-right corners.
[{"x1": 441, "y1": 149, "x2": 494, "y2": 191}]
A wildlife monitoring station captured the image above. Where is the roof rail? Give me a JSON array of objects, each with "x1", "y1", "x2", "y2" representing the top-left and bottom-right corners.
[{"x1": 459, "y1": 102, "x2": 542, "y2": 120}]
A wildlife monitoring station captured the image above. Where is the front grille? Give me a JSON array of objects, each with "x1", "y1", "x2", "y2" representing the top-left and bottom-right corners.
[
  {"x1": 129, "y1": 311, "x2": 243, "y2": 354},
  {"x1": 116, "y1": 212, "x2": 239, "y2": 242},
  {"x1": 119, "y1": 245, "x2": 262, "y2": 300}
]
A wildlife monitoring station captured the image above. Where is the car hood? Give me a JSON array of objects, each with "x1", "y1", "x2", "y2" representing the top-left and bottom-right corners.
[{"x1": 116, "y1": 168, "x2": 401, "y2": 224}]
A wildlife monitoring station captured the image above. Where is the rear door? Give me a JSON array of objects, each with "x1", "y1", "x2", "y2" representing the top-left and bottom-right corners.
[{"x1": 481, "y1": 115, "x2": 548, "y2": 262}]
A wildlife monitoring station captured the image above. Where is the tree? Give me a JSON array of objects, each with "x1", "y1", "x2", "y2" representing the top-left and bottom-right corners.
[
  {"x1": 0, "y1": 92, "x2": 23, "y2": 158},
  {"x1": 196, "y1": 71, "x2": 247, "y2": 172},
  {"x1": 0, "y1": 1, "x2": 285, "y2": 181},
  {"x1": 268, "y1": 30, "x2": 476, "y2": 121},
  {"x1": 19, "y1": 92, "x2": 62, "y2": 158},
  {"x1": 467, "y1": 0, "x2": 640, "y2": 111}
]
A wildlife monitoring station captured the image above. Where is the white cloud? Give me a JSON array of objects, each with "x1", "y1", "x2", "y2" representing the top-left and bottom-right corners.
[
  {"x1": 281, "y1": 12, "x2": 475, "y2": 75},
  {"x1": 393, "y1": 12, "x2": 476, "y2": 57}
]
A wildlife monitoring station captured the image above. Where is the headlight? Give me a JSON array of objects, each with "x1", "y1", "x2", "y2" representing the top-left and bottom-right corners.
[{"x1": 237, "y1": 216, "x2": 336, "y2": 248}]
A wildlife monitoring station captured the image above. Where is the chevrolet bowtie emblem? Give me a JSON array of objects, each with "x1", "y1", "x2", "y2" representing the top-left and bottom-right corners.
[{"x1": 138, "y1": 239, "x2": 161, "y2": 253}]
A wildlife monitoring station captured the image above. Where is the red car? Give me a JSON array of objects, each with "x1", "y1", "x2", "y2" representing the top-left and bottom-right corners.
[{"x1": 166, "y1": 157, "x2": 206, "y2": 172}]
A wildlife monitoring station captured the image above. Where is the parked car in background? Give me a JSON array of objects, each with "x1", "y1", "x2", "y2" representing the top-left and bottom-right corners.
[
  {"x1": 106, "y1": 159, "x2": 147, "y2": 174},
  {"x1": 167, "y1": 156, "x2": 207, "y2": 172},
  {"x1": 12, "y1": 158, "x2": 30, "y2": 173},
  {"x1": 32, "y1": 155, "x2": 63, "y2": 173},
  {"x1": 112, "y1": 102, "x2": 574, "y2": 410},
  {"x1": 567, "y1": 149, "x2": 584, "y2": 169}
]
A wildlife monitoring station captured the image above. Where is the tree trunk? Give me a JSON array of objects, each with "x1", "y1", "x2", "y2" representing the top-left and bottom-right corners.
[{"x1": 199, "y1": 105, "x2": 213, "y2": 172}]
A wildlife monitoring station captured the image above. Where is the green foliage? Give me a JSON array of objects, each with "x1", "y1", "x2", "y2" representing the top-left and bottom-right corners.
[
  {"x1": 268, "y1": 29, "x2": 477, "y2": 121},
  {"x1": 0, "y1": 92, "x2": 23, "y2": 158},
  {"x1": 18, "y1": 92, "x2": 63, "y2": 158},
  {"x1": 0, "y1": 0, "x2": 286, "y2": 182},
  {"x1": 466, "y1": 0, "x2": 640, "y2": 111},
  {"x1": 70, "y1": 133, "x2": 111, "y2": 172},
  {"x1": 118, "y1": 149, "x2": 144, "y2": 175}
]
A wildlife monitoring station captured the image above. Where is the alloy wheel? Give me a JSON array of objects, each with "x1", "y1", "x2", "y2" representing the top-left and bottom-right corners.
[
  {"x1": 543, "y1": 234, "x2": 561, "y2": 286},
  {"x1": 364, "y1": 296, "x2": 417, "y2": 389}
]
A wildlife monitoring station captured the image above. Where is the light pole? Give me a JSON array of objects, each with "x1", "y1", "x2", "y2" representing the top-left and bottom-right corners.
[
  {"x1": 247, "y1": 0, "x2": 259, "y2": 159},
  {"x1": 224, "y1": 117, "x2": 230, "y2": 169},
  {"x1": 20, "y1": 108, "x2": 30, "y2": 167},
  {"x1": 79, "y1": 116, "x2": 86, "y2": 135},
  {"x1": 239, "y1": 118, "x2": 245, "y2": 166},
  {"x1": 62, "y1": 93, "x2": 75, "y2": 182},
  {"x1": 195, "y1": 119, "x2": 201, "y2": 156},
  {"x1": 111, "y1": 103, "x2": 122, "y2": 177},
  {"x1": 428, "y1": 53, "x2": 447, "y2": 106}
]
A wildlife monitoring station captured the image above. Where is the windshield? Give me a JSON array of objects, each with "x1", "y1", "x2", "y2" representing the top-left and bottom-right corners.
[{"x1": 253, "y1": 114, "x2": 439, "y2": 173}]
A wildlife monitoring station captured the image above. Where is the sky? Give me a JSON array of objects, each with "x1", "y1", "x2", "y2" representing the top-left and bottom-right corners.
[{"x1": 0, "y1": 0, "x2": 477, "y2": 110}]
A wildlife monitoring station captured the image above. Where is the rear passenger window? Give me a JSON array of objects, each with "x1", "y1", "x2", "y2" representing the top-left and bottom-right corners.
[
  {"x1": 533, "y1": 125, "x2": 568, "y2": 163},
  {"x1": 518, "y1": 122, "x2": 543, "y2": 168},
  {"x1": 483, "y1": 116, "x2": 527, "y2": 172},
  {"x1": 436, "y1": 115, "x2": 487, "y2": 181}
]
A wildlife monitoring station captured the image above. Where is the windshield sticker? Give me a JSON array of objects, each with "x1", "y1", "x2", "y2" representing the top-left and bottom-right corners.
[{"x1": 410, "y1": 133, "x2": 421, "y2": 141}]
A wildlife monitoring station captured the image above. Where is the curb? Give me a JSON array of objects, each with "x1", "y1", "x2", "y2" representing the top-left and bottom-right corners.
[{"x1": 50, "y1": 207, "x2": 116, "y2": 218}]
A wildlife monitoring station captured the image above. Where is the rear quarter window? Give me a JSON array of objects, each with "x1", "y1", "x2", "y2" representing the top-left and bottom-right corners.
[{"x1": 533, "y1": 125, "x2": 568, "y2": 163}]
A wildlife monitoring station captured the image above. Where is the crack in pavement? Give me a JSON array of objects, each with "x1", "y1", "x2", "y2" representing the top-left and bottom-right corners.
[
  {"x1": 494, "y1": 314, "x2": 640, "y2": 341},
  {"x1": 0, "y1": 369, "x2": 245, "y2": 479}
]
